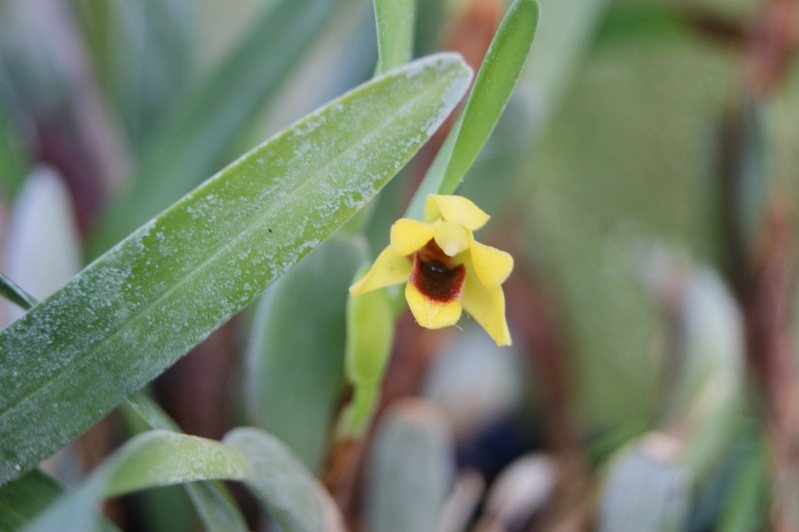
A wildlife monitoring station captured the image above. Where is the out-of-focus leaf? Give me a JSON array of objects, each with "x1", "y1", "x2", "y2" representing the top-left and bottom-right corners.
[
  {"x1": 246, "y1": 235, "x2": 367, "y2": 472},
  {"x1": 89, "y1": 0, "x2": 346, "y2": 256},
  {"x1": 597, "y1": 434, "x2": 691, "y2": 532},
  {"x1": 0, "y1": 470, "x2": 68, "y2": 530},
  {"x1": 1, "y1": 166, "x2": 81, "y2": 327},
  {"x1": 364, "y1": 400, "x2": 453, "y2": 532},
  {"x1": 224, "y1": 427, "x2": 343, "y2": 532},
  {"x1": 718, "y1": 439, "x2": 767, "y2": 532},
  {"x1": 25, "y1": 430, "x2": 249, "y2": 532},
  {"x1": 0, "y1": 99, "x2": 28, "y2": 198},
  {"x1": 70, "y1": 0, "x2": 195, "y2": 151},
  {"x1": 122, "y1": 394, "x2": 247, "y2": 532},
  {"x1": 522, "y1": 0, "x2": 611, "y2": 128},
  {"x1": 374, "y1": 0, "x2": 415, "y2": 73},
  {"x1": 0, "y1": 54, "x2": 472, "y2": 485},
  {"x1": 406, "y1": 0, "x2": 539, "y2": 218}
]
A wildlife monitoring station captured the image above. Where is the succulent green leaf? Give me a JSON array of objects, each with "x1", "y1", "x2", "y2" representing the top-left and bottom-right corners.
[
  {"x1": 246, "y1": 235, "x2": 367, "y2": 472},
  {"x1": 374, "y1": 0, "x2": 415, "y2": 74},
  {"x1": 223, "y1": 427, "x2": 338, "y2": 532},
  {"x1": 0, "y1": 53, "x2": 472, "y2": 485},
  {"x1": 89, "y1": 0, "x2": 346, "y2": 256},
  {"x1": 122, "y1": 393, "x2": 247, "y2": 532},
  {"x1": 406, "y1": 0, "x2": 539, "y2": 218},
  {"x1": 24, "y1": 430, "x2": 249, "y2": 532}
]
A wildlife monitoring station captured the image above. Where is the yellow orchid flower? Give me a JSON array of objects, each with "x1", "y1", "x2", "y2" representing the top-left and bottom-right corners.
[{"x1": 349, "y1": 194, "x2": 513, "y2": 346}]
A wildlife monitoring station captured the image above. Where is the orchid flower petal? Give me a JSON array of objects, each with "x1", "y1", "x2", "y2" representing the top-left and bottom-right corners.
[
  {"x1": 469, "y1": 236, "x2": 514, "y2": 287},
  {"x1": 390, "y1": 218, "x2": 435, "y2": 256},
  {"x1": 433, "y1": 220, "x2": 470, "y2": 257},
  {"x1": 405, "y1": 281, "x2": 462, "y2": 329},
  {"x1": 349, "y1": 247, "x2": 412, "y2": 296},
  {"x1": 424, "y1": 194, "x2": 490, "y2": 230},
  {"x1": 461, "y1": 263, "x2": 511, "y2": 346}
]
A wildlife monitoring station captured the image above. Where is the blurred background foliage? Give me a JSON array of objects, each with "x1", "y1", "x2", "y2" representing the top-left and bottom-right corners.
[{"x1": 0, "y1": 0, "x2": 798, "y2": 529}]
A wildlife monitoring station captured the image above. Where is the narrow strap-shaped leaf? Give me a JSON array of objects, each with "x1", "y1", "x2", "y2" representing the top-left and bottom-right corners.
[
  {"x1": 0, "y1": 53, "x2": 472, "y2": 485},
  {"x1": 24, "y1": 430, "x2": 250, "y2": 532},
  {"x1": 223, "y1": 427, "x2": 340, "y2": 532},
  {"x1": 0, "y1": 271, "x2": 36, "y2": 311},
  {"x1": 405, "y1": 0, "x2": 539, "y2": 219},
  {"x1": 122, "y1": 394, "x2": 248, "y2": 532},
  {"x1": 89, "y1": 0, "x2": 346, "y2": 257},
  {"x1": 374, "y1": 0, "x2": 415, "y2": 74}
]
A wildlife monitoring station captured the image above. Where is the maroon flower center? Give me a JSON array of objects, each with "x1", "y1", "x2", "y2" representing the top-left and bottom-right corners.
[{"x1": 409, "y1": 241, "x2": 465, "y2": 303}]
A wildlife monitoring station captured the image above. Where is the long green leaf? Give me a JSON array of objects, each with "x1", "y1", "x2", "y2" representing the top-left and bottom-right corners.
[
  {"x1": 374, "y1": 0, "x2": 415, "y2": 74},
  {"x1": 122, "y1": 394, "x2": 247, "y2": 532},
  {"x1": 247, "y1": 235, "x2": 366, "y2": 472},
  {"x1": 0, "y1": 53, "x2": 472, "y2": 485},
  {"x1": 25, "y1": 430, "x2": 249, "y2": 532},
  {"x1": 405, "y1": 0, "x2": 539, "y2": 218},
  {"x1": 223, "y1": 427, "x2": 339, "y2": 532},
  {"x1": 89, "y1": 0, "x2": 346, "y2": 257}
]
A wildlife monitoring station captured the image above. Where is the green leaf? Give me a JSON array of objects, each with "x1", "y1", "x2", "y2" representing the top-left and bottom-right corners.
[
  {"x1": 89, "y1": 0, "x2": 347, "y2": 257},
  {"x1": 0, "y1": 53, "x2": 472, "y2": 485},
  {"x1": 405, "y1": 0, "x2": 539, "y2": 218},
  {"x1": 0, "y1": 271, "x2": 36, "y2": 311},
  {"x1": 223, "y1": 427, "x2": 339, "y2": 532},
  {"x1": 122, "y1": 394, "x2": 247, "y2": 532},
  {"x1": 374, "y1": 0, "x2": 415, "y2": 74},
  {"x1": 25, "y1": 430, "x2": 250, "y2": 532},
  {"x1": 0, "y1": 470, "x2": 67, "y2": 530},
  {"x1": 246, "y1": 235, "x2": 367, "y2": 472}
]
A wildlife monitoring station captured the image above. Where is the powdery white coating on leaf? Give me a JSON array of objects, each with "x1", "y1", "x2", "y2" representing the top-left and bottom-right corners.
[{"x1": 0, "y1": 53, "x2": 472, "y2": 484}]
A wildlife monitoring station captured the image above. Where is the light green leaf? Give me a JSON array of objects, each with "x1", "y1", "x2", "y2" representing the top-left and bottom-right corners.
[
  {"x1": 224, "y1": 427, "x2": 338, "y2": 532},
  {"x1": 25, "y1": 430, "x2": 250, "y2": 532},
  {"x1": 0, "y1": 53, "x2": 472, "y2": 485},
  {"x1": 89, "y1": 0, "x2": 347, "y2": 257},
  {"x1": 122, "y1": 394, "x2": 247, "y2": 532},
  {"x1": 374, "y1": 0, "x2": 415, "y2": 74},
  {"x1": 246, "y1": 235, "x2": 367, "y2": 472},
  {"x1": 406, "y1": 0, "x2": 539, "y2": 218}
]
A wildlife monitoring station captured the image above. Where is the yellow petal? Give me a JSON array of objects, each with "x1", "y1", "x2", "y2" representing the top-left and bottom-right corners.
[
  {"x1": 468, "y1": 236, "x2": 513, "y2": 287},
  {"x1": 461, "y1": 263, "x2": 511, "y2": 346},
  {"x1": 424, "y1": 195, "x2": 490, "y2": 230},
  {"x1": 390, "y1": 218, "x2": 435, "y2": 256},
  {"x1": 405, "y1": 281, "x2": 462, "y2": 329},
  {"x1": 350, "y1": 247, "x2": 412, "y2": 296},
  {"x1": 433, "y1": 220, "x2": 470, "y2": 257}
]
